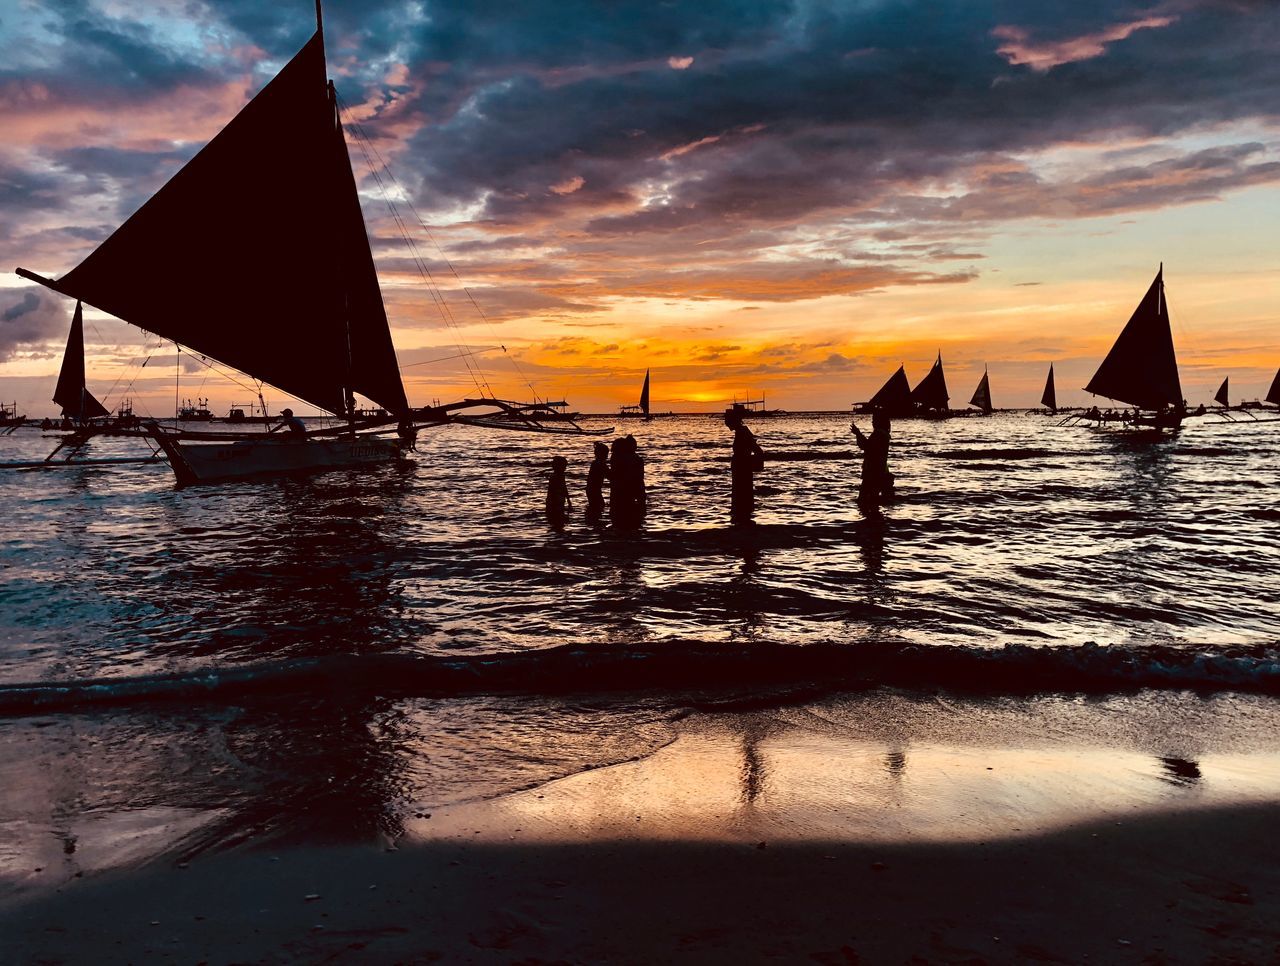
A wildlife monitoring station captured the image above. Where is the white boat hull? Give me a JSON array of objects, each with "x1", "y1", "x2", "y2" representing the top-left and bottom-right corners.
[{"x1": 150, "y1": 431, "x2": 405, "y2": 485}]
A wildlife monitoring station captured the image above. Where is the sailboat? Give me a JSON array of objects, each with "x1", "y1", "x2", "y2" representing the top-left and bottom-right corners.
[
  {"x1": 53, "y1": 302, "x2": 110, "y2": 425},
  {"x1": 1082, "y1": 264, "x2": 1185, "y2": 430},
  {"x1": 1268, "y1": 370, "x2": 1280, "y2": 408},
  {"x1": 16, "y1": 5, "x2": 418, "y2": 485},
  {"x1": 1041, "y1": 364, "x2": 1057, "y2": 413},
  {"x1": 969, "y1": 367, "x2": 993, "y2": 415},
  {"x1": 1213, "y1": 378, "x2": 1230, "y2": 408},
  {"x1": 910, "y1": 352, "x2": 950, "y2": 417},
  {"x1": 620, "y1": 369, "x2": 651, "y2": 419}
]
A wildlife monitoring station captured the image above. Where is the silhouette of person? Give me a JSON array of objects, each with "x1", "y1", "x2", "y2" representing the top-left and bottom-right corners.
[
  {"x1": 546, "y1": 454, "x2": 571, "y2": 528},
  {"x1": 273, "y1": 407, "x2": 306, "y2": 436},
  {"x1": 586, "y1": 441, "x2": 610, "y2": 523},
  {"x1": 41, "y1": 417, "x2": 53, "y2": 431},
  {"x1": 851, "y1": 409, "x2": 894, "y2": 507},
  {"x1": 610, "y1": 435, "x2": 646, "y2": 530},
  {"x1": 726, "y1": 410, "x2": 764, "y2": 523}
]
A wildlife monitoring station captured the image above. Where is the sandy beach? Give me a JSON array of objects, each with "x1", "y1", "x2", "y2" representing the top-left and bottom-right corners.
[
  {"x1": 5, "y1": 700, "x2": 1280, "y2": 964},
  {"x1": 3, "y1": 803, "x2": 1277, "y2": 964}
]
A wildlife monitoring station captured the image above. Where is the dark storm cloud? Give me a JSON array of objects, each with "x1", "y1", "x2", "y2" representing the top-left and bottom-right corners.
[{"x1": 389, "y1": 0, "x2": 1280, "y2": 237}]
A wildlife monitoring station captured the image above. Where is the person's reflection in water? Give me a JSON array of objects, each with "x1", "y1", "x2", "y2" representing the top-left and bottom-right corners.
[
  {"x1": 726, "y1": 410, "x2": 764, "y2": 525},
  {"x1": 884, "y1": 748, "x2": 907, "y2": 780},
  {"x1": 727, "y1": 539, "x2": 766, "y2": 643},
  {"x1": 738, "y1": 719, "x2": 774, "y2": 807}
]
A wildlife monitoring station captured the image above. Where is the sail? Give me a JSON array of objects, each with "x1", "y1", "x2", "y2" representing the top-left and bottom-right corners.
[
  {"x1": 1041, "y1": 364, "x2": 1057, "y2": 411},
  {"x1": 868, "y1": 365, "x2": 912, "y2": 412},
  {"x1": 1084, "y1": 267, "x2": 1182, "y2": 410},
  {"x1": 639, "y1": 369, "x2": 650, "y2": 416},
  {"x1": 969, "y1": 369, "x2": 992, "y2": 413},
  {"x1": 29, "y1": 32, "x2": 406, "y2": 417},
  {"x1": 910, "y1": 353, "x2": 949, "y2": 410},
  {"x1": 53, "y1": 302, "x2": 109, "y2": 420},
  {"x1": 1268, "y1": 369, "x2": 1280, "y2": 406},
  {"x1": 1214, "y1": 378, "x2": 1229, "y2": 407}
]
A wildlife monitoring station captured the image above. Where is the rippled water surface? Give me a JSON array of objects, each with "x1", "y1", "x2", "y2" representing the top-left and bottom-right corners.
[
  {"x1": 1, "y1": 413, "x2": 1277, "y2": 681},
  {"x1": 2, "y1": 413, "x2": 1279, "y2": 887}
]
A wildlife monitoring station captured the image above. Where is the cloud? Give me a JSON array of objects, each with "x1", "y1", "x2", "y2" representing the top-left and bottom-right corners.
[
  {"x1": 667, "y1": 56, "x2": 694, "y2": 70},
  {"x1": 992, "y1": 15, "x2": 1177, "y2": 72},
  {"x1": 0, "y1": 289, "x2": 66, "y2": 363}
]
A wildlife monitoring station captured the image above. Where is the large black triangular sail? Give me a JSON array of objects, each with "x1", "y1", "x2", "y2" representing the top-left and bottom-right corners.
[
  {"x1": 1041, "y1": 364, "x2": 1057, "y2": 411},
  {"x1": 32, "y1": 32, "x2": 406, "y2": 417},
  {"x1": 911, "y1": 353, "x2": 949, "y2": 411},
  {"x1": 1084, "y1": 267, "x2": 1181, "y2": 410},
  {"x1": 53, "y1": 301, "x2": 110, "y2": 421},
  {"x1": 1266, "y1": 369, "x2": 1280, "y2": 406},
  {"x1": 639, "y1": 369, "x2": 650, "y2": 415},
  {"x1": 969, "y1": 369, "x2": 992, "y2": 413},
  {"x1": 868, "y1": 365, "x2": 911, "y2": 413}
]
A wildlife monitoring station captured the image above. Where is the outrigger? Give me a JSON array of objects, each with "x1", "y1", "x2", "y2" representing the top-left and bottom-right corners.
[{"x1": 1065, "y1": 264, "x2": 1206, "y2": 433}]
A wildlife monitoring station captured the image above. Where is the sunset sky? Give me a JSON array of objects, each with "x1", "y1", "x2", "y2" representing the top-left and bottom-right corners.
[{"x1": 0, "y1": 0, "x2": 1277, "y2": 416}]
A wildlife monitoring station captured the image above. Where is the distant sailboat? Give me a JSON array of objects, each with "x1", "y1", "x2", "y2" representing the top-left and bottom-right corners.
[
  {"x1": 18, "y1": 6, "x2": 413, "y2": 483},
  {"x1": 1083, "y1": 264, "x2": 1184, "y2": 429},
  {"x1": 1268, "y1": 369, "x2": 1280, "y2": 407},
  {"x1": 53, "y1": 302, "x2": 110, "y2": 424},
  {"x1": 1213, "y1": 378, "x2": 1230, "y2": 407},
  {"x1": 969, "y1": 367, "x2": 993, "y2": 414},
  {"x1": 1041, "y1": 364, "x2": 1057, "y2": 413},
  {"x1": 620, "y1": 369, "x2": 651, "y2": 419},
  {"x1": 910, "y1": 353, "x2": 949, "y2": 415}
]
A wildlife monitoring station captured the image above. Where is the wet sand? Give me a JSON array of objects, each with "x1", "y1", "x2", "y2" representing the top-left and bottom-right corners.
[{"x1": 4, "y1": 712, "x2": 1280, "y2": 964}]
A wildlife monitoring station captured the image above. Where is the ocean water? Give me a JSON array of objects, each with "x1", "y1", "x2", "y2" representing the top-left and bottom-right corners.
[{"x1": 1, "y1": 413, "x2": 1278, "y2": 886}]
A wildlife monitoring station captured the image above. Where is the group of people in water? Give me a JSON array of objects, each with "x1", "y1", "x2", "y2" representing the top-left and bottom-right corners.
[{"x1": 545, "y1": 409, "x2": 895, "y2": 529}]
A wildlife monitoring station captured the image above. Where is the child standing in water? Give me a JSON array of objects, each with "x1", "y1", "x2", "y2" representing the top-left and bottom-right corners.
[
  {"x1": 546, "y1": 455, "x2": 571, "y2": 528},
  {"x1": 585, "y1": 441, "x2": 609, "y2": 523},
  {"x1": 851, "y1": 409, "x2": 894, "y2": 507}
]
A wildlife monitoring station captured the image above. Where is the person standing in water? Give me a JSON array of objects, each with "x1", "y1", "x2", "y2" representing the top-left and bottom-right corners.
[
  {"x1": 851, "y1": 408, "x2": 894, "y2": 507},
  {"x1": 726, "y1": 410, "x2": 764, "y2": 523},
  {"x1": 585, "y1": 441, "x2": 610, "y2": 523},
  {"x1": 610, "y1": 435, "x2": 646, "y2": 530},
  {"x1": 546, "y1": 455, "x2": 571, "y2": 529}
]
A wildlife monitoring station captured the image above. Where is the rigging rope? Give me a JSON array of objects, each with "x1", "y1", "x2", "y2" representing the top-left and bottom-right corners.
[{"x1": 337, "y1": 95, "x2": 544, "y2": 404}]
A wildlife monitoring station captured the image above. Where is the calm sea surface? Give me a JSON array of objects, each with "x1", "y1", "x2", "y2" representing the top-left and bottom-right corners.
[{"x1": 1, "y1": 413, "x2": 1278, "y2": 884}]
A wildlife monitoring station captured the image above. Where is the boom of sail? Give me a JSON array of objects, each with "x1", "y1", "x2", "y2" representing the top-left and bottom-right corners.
[
  {"x1": 53, "y1": 301, "x2": 109, "y2": 421},
  {"x1": 18, "y1": 30, "x2": 406, "y2": 420},
  {"x1": 1041, "y1": 364, "x2": 1057, "y2": 412},
  {"x1": 1084, "y1": 266, "x2": 1181, "y2": 410},
  {"x1": 969, "y1": 368, "x2": 992, "y2": 414},
  {"x1": 910, "y1": 353, "x2": 949, "y2": 411}
]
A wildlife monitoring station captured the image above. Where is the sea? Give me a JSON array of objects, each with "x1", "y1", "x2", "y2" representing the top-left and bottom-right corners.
[{"x1": 1, "y1": 412, "x2": 1278, "y2": 885}]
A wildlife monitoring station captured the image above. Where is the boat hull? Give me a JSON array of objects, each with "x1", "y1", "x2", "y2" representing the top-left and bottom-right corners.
[{"x1": 150, "y1": 431, "x2": 406, "y2": 485}]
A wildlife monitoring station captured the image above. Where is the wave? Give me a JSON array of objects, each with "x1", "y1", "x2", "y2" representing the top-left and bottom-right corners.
[{"x1": 2, "y1": 639, "x2": 1278, "y2": 716}]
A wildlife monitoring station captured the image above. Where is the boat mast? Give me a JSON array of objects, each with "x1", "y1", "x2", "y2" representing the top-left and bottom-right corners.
[{"x1": 316, "y1": 0, "x2": 357, "y2": 425}]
